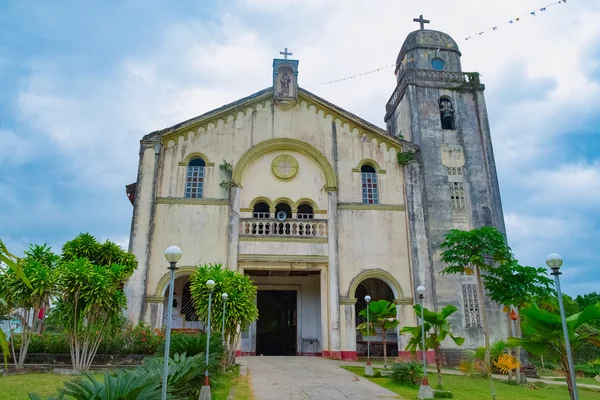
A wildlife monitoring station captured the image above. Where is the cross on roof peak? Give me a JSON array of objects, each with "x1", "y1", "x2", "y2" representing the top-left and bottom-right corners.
[
  {"x1": 279, "y1": 47, "x2": 293, "y2": 59},
  {"x1": 413, "y1": 14, "x2": 430, "y2": 30}
]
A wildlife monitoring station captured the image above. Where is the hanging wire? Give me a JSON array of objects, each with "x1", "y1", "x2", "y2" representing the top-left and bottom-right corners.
[
  {"x1": 464, "y1": 1, "x2": 567, "y2": 41},
  {"x1": 304, "y1": 63, "x2": 396, "y2": 87}
]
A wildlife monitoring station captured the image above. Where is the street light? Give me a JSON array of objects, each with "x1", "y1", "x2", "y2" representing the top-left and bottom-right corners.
[
  {"x1": 221, "y1": 293, "x2": 228, "y2": 344},
  {"x1": 416, "y1": 286, "x2": 433, "y2": 400},
  {"x1": 364, "y1": 295, "x2": 373, "y2": 377},
  {"x1": 162, "y1": 246, "x2": 182, "y2": 400},
  {"x1": 547, "y1": 253, "x2": 579, "y2": 400},
  {"x1": 200, "y1": 279, "x2": 216, "y2": 400}
]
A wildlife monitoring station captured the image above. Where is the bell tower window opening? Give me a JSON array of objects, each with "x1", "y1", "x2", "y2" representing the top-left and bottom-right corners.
[
  {"x1": 449, "y1": 182, "x2": 466, "y2": 212},
  {"x1": 297, "y1": 204, "x2": 314, "y2": 220},
  {"x1": 361, "y1": 165, "x2": 379, "y2": 204},
  {"x1": 185, "y1": 158, "x2": 206, "y2": 198},
  {"x1": 253, "y1": 202, "x2": 270, "y2": 219},
  {"x1": 440, "y1": 98, "x2": 455, "y2": 130},
  {"x1": 462, "y1": 283, "x2": 482, "y2": 328}
]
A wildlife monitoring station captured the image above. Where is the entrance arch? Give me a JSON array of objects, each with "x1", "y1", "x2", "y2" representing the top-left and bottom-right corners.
[
  {"x1": 353, "y1": 278, "x2": 398, "y2": 357},
  {"x1": 157, "y1": 271, "x2": 202, "y2": 330}
]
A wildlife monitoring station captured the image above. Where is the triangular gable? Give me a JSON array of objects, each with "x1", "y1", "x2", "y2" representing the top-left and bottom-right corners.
[{"x1": 143, "y1": 87, "x2": 404, "y2": 151}]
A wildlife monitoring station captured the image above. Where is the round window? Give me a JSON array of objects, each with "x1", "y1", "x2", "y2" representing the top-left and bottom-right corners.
[{"x1": 431, "y1": 58, "x2": 445, "y2": 71}]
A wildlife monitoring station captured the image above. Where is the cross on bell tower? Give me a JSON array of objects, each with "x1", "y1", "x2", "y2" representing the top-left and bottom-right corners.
[
  {"x1": 413, "y1": 14, "x2": 430, "y2": 30},
  {"x1": 279, "y1": 47, "x2": 292, "y2": 59}
]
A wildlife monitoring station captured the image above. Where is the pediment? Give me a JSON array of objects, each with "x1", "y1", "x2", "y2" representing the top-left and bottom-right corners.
[{"x1": 143, "y1": 87, "x2": 405, "y2": 151}]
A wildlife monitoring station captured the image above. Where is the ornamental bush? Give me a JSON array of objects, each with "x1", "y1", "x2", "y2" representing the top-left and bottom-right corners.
[{"x1": 390, "y1": 362, "x2": 423, "y2": 386}]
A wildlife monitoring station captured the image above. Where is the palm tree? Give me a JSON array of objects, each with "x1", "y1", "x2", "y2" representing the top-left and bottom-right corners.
[
  {"x1": 508, "y1": 303, "x2": 600, "y2": 400},
  {"x1": 400, "y1": 304, "x2": 464, "y2": 388},
  {"x1": 356, "y1": 299, "x2": 399, "y2": 369}
]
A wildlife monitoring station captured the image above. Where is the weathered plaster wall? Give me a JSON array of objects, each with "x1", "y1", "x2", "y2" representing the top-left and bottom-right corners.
[{"x1": 393, "y1": 79, "x2": 509, "y2": 349}]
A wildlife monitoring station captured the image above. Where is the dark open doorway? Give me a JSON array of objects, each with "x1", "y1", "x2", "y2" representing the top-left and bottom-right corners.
[{"x1": 256, "y1": 290, "x2": 297, "y2": 356}]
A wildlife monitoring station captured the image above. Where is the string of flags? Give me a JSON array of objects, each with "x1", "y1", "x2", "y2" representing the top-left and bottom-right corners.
[
  {"x1": 465, "y1": 0, "x2": 567, "y2": 41},
  {"x1": 304, "y1": 64, "x2": 396, "y2": 87}
]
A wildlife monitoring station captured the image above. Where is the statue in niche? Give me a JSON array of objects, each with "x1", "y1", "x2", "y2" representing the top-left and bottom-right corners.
[{"x1": 279, "y1": 70, "x2": 291, "y2": 96}]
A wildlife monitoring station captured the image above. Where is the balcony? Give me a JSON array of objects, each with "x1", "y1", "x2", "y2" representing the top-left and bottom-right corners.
[{"x1": 240, "y1": 218, "x2": 328, "y2": 238}]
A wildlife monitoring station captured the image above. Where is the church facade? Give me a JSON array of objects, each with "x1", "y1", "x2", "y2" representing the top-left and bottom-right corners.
[{"x1": 124, "y1": 24, "x2": 509, "y2": 360}]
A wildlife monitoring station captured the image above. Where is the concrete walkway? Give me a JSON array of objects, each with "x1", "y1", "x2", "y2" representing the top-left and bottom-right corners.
[{"x1": 240, "y1": 356, "x2": 402, "y2": 400}]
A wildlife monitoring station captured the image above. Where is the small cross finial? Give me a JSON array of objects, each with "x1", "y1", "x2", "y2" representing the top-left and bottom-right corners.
[
  {"x1": 413, "y1": 14, "x2": 430, "y2": 30},
  {"x1": 279, "y1": 47, "x2": 292, "y2": 59}
]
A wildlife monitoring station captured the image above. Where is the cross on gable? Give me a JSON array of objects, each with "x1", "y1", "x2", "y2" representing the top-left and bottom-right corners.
[
  {"x1": 279, "y1": 47, "x2": 292, "y2": 59},
  {"x1": 413, "y1": 14, "x2": 430, "y2": 30}
]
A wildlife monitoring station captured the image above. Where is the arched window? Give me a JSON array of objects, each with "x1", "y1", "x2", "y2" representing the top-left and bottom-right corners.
[
  {"x1": 297, "y1": 204, "x2": 314, "y2": 220},
  {"x1": 185, "y1": 158, "x2": 206, "y2": 198},
  {"x1": 253, "y1": 202, "x2": 270, "y2": 219},
  {"x1": 439, "y1": 98, "x2": 455, "y2": 130},
  {"x1": 361, "y1": 165, "x2": 379, "y2": 204},
  {"x1": 274, "y1": 202, "x2": 292, "y2": 235}
]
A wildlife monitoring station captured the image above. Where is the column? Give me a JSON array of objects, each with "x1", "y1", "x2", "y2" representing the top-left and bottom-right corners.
[
  {"x1": 124, "y1": 140, "x2": 160, "y2": 324},
  {"x1": 339, "y1": 298, "x2": 358, "y2": 361},
  {"x1": 319, "y1": 267, "x2": 329, "y2": 356},
  {"x1": 227, "y1": 185, "x2": 241, "y2": 270},
  {"x1": 327, "y1": 190, "x2": 341, "y2": 359}
]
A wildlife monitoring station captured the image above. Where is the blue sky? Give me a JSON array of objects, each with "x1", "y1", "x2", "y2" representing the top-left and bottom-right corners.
[{"x1": 1, "y1": 0, "x2": 599, "y2": 296}]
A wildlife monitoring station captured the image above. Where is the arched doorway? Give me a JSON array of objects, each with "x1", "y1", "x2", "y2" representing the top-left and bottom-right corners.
[
  {"x1": 354, "y1": 278, "x2": 397, "y2": 357},
  {"x1": 162, "y1": 275, "x2": 201, "y2": 330}
]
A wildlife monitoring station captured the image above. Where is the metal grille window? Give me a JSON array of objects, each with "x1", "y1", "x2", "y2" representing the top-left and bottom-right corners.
[
  {"x1": 449, "y1": 182, "x2": 466, "y2": 211},
  {"x1": 462, "y1": 284, "x2": 482, "y2": 328},
  {"x1": 361, "y1": 165, "x2": 379, "y2": 204},
  {"x1": 185, "y1": 159, "x2": 205, "y2": 198}
]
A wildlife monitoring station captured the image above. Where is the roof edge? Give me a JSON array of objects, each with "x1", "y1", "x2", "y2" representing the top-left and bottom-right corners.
[{"x1": 142, "y1": 87, "x2": 272, "y2": 141}]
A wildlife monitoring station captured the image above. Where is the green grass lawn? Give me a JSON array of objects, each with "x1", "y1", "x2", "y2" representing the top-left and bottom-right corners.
[
  {"x1": 0, "y1": 372, "x2": 104, "y2": 400},
  {"x1": 342, "y1": 366, "x2": 599, "y2": 400},
  {"x1": 0, "y1": 368, "x2": 252, "y2": 400}
]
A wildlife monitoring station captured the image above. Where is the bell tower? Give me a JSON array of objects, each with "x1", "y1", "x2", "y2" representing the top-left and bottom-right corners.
[{"x1": 386, "y1": 17, "x2": 508, "y2": 348}]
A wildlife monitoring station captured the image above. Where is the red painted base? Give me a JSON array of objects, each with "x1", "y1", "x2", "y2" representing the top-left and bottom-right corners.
[
  {"x1": 341, "y1": 351, "x2": 358, "y2": 361},
  {"x1": 322, "y1": 350, "x2": 330, "y2": 358},
  {"x1": 397, "y1": 351, "x2": 437, "y2": 364}
]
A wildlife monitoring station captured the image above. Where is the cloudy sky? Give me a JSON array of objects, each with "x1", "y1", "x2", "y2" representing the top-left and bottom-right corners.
[{"x1": 1, "y1": 0, "x2": 598, "y2": 296}]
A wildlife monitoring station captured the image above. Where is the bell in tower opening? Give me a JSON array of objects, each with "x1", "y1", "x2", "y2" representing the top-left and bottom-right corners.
[{"x1": 439, "y1": 97, "x2": 455, "y2": 130}]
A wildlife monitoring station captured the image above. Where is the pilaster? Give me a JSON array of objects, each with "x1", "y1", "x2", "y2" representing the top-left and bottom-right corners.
[
  {"x1": 327, "y1": 190, "x2": 341, "y2": 359},
  {"x1": 227, "y1": 186, "x2": 241, "y2": 270},
  {"x1": 125, "y1": 140, "x2": 161, "y2": 324}
]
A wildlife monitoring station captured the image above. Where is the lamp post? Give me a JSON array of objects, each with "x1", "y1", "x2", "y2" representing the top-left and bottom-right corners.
[
  {"x1": 547, "y1": 253, "x2": 579, "y2": 400},
  {"x1": 364, "y1": 295, "x2": 374, "y2": 377},
  {"x1": 162, "y1": 246, "x2": 182, "y2": 400},
  {"x1": 221, "y1": 293, "x2": 228, "y2": 344},
  {"x1": 416, "y1": 285, "x2": 433, "y2": 400},
  {"x1": 200, "y1": 279, "x2": 216, "y2": 400}
]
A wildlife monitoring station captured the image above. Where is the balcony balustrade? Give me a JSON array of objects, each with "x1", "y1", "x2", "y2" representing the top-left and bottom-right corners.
[{"x1": 240, "y1": 218, "x2": 328, "y2": 238}]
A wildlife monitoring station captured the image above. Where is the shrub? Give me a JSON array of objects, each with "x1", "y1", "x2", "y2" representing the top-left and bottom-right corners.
[
  {"x1": 390, "y1": 362, "x2": 423, "y2": 386},
  {"x1": 575, "y1": 361, "x2": 600, "y2": 378},
  {"x1": 156, "y1": 331, "x2": 223, "y2": 359},
  {"x1": 433, "y1": 390, "x2": 454, "y2": 398}
]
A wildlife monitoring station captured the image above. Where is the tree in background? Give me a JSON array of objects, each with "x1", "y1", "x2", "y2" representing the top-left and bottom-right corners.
[
  {"x1": 440, "y1": 226, "x2": 514, "y2": 366},
  {"x1": 508, "y1": 303, "x2": 600, "y2": 400},
  {"x1": 0, "y1": 240, "x2": 31, "y2": 369},
  {"x1": 189, "y1": 263, "x2": 258, "y2": 366},
  {"x1": 0, "y1": 244, "x2": 58, "y2": 368},
  {"x1": 356, "y1": 299, "x2": 399, "y2": 369},
  {"x1": 400, "y1": 304, "x2": 464, "y2": 389},
  {"x1": 483, "y1": 260, "x2": 555, "y2": 381},
  {"x1": 47, "y1": 233, "x2": 137, "y2": 372}
]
